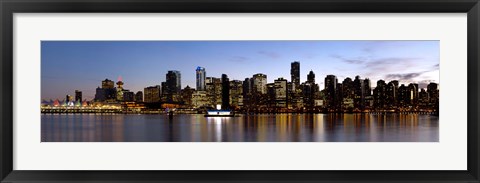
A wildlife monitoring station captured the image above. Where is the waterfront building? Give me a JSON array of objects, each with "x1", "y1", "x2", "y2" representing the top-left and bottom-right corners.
[
  {"x1": 419, "y1": 88, "x2": 429, "y2": 107},
  {"x1": 342, "y1": 77, "x2": 354, "y2": 101},
  {"x1": 229, "y1": 80, "x2": 243, "y2": 109},
  {"x1": 206, "y1": 77, "x2": 222, "y2": 107},
  {"x1": 102, "y1": 79, "x2": 115, "y2": 89},
  {"x1": 427, "y1": 82, "x2": 439, "y2": 108},
  {"x1": 165, "y1": 70, "x2": 181, "y2": 102},
  {"x1": 353, "y1": 76, "x2": 365, "y2": 109},
  {"x1": 123, "y1": 90, "x2": 135, "y2": 102},
  {"x1": 94, "y1": 87, "x2": 106, "y2": 102},
  {"x1": 408, "y1": 83, "x2": 419, "y2": 106},
  {"x1": 301, "y1": 82, "x2": 315, "y2": 110},
  {"x1": 373, "y1": 80, "x2": 387, "y2": 109},
  {"x1": 144, "y1": 85, "x2": 161, "y2": 103},
  {"x1": 221, "y1": 74, "x2": 230, "y2": 109},
  {"x1": 75, "y1": 90, "x2": 82, "y2": 102},
  {"x1": 364, "y1": 78, "x2": 372, "y2": 96},
  {"x1": 324, "y1": 75, "x2": 337, "y2": 109},
  {"x1": 192, "y1": 91, "x2": 210, "y2": 108},
  {"x1": 196, "y1": 66, "x2": 206, "y2": 91},
  {"x1": 135, "y1": 91, "x2": 143, "y2": 102},
  {"x1": 336, "y1": 83, "x2": 344, "y2": 110},
  {"x1": 253, "y1": 73, "x2": 267, "y2": 94},
  {"x1": 274, "y1": 77, "x2": 288, "y2": 108},
  {"x1": 181, "y1": 85, "x2": 195, "y2": 107},
  {"x1": 397, "y1": 84, "x2": 408, "y2": 108},
  {"x1": 266, "y1": 83, "x2": 276, "y2": 109},
  {"x1": 116, "y1": 79, "x2": 124, "y2": 101},
  {"x1": 386, "y1": 81, "x2": 397, "y2": 108},
  {"x1": 291, "y1": 61, "x2": 300, "y2": 90},
  {"x1": 95, "y1": 78, "x2": 117, "y2": 102}
]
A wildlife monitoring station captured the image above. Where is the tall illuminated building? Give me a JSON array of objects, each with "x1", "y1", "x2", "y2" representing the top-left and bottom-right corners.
[
  {"x1": 116, "y1": 76, "x2": 124, "y2": 101},
  {"x1": 290, "y1": 61, "x2": 300, "y2": 89},
  {"x1": 165, "y1": 70, "x2": 181, "y2": 102},
  {"x1": 196, "y1": 67, "x2": 206, "y2": 91},
  {"x1": 373, "y1": 80, "x2": 386, "y2": 109},
  {"x1": 102, "y1": 79, "x2": 114, "y2": 89},
  {"x1": 324, "y1": 75, "x2": 337, "y2": 109},
  {"x1": 96, "y1": 78, "x2": 116, "y2": 102},
  {"x1": 166, "y1": 70, "x2": 181, "y2": 94},
  {"x1": 253, "y1": 73, "x2": 267, "y2": 94},
  {"x1": 353, "y1": 76, "x2": 365, "y2": 109},
  {"x1": 144, "y1": 85, "x2": 161, "y2": 103},
  {"x1": 229, "y1": 80, "x2": 243, "y2": 108},
  {"x1": 274, "y1": 77, "x2": 288, "y2": 107},
  {"x1": 427, "y1": 82, "x2": 439, "y2": 107}
]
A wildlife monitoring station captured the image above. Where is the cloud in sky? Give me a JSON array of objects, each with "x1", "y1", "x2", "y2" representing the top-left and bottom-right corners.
[
  {"x1": 257, "y1": 51, "x2": 281, "y2": 59},
  {"x1": 229, "y1": 56, "x2": 249, "y2": 63},
  {"x1": 385, "y1": 72, "x2": 425, "y2": 81},
  {"x1": 331, "y1": 54, "x2": 366, "y2": 64}
]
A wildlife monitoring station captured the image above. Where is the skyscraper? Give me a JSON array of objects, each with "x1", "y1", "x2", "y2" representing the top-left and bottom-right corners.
[
  {"x1": 229, "y1": 80, "x2": 243, "y2": 108},
  {"x1": 166, "y1": 70, "x2": 181, "y2": 102},
  {"x1": 95, "y1": 78, "x2": 116, "y2": 102},
  {"x1": 291, "y1": 61, "x2": 300, "y2": 89},
  {"x1": 353, "y1": 76, "x2": 365, "y2": 109},
  {"x1": 144, "y1": 85, "x2": 161, "y2": 103},
  {"x1": 206, "y1": 77, "x2": 222, "y2": 106},
  {"x1": 324, "y1": 75, "x2": 337, "y2": 109},
  {"x1": 274, "y1": 77, "x2": 288, "y2": 107},
  {"x1": 307, "y1": 70, "x2": 315, "y2": 83},
  {"x1": 373, "y1": 80, "x2": 386, "y2": 109},
  {"x1": 135, "y1": 91, "x2": 143, "y2": 102},
  {"x1": 116, "y1": 79, "x2": 124, "y2": 101},
  {"x1": 427, "y1": 82, "x2": 439, "y2": 108},
  {"x1": 75, "y1": 90, "x2": 82, "y2": 102},
  {"x1": 196, "y1": 67, "x2": 206, "y2": 91},
  {"x1": 123, "y1": 90, "x2": 135, "y2": 102},
  {"x1": 102, "y1": 79, "x2": 114, "y2": 89},
  {"x1": 221, "y1": 74, "x2": 230, "y2": 109},
  {"x1": 253, "y1": 73, "x2": 267, "y2": 94},
  {"x1": 166, "y1": 70, "x2": 181, "y2": 94}
]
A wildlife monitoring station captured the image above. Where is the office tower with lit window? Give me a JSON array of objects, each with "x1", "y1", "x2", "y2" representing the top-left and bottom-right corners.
[
  {"x1": 291, "y1": 61, "x2": 300, "y2": 90},
  {"x1": 274, "y1": 77, "x2": 288, "y2": 107},
  {"x1": 144, "y1": 85, "x2": 161, "y2": 103},
  {"x1": 253, "y1": 73, "x2": 267, "y2": 94},
  {"x1": 196, "y1": 67, "x2": 206, "y2": 91},
  {"x1": 324, "y1": 75, "x2": 337, "y2": 109}
]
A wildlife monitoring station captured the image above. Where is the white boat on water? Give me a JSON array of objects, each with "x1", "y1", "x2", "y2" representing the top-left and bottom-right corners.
[
  {"x1": 204, "y1": 104, "x2": 235, "y2": 117},
  {"x1": 204, "y1": 110, "x2": 235, "y2": 117}
]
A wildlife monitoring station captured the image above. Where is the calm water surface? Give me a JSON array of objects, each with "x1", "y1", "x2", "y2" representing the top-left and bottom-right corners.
[{"x1": 41, "y1": 114, "x2": 439, "y2": 142}]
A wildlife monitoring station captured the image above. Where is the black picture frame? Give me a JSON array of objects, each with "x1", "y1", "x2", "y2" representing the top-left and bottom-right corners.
[{"x1": 1, "y1": 0, "x2": 479, "y2": 182}]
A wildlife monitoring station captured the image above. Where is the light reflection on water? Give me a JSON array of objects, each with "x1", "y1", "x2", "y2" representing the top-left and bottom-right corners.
[{"x1": 41, "y1": 113, "x2": 438, "y2": 142}]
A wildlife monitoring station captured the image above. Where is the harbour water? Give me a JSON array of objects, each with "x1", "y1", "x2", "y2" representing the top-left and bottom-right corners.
[{"x1": 41, "y1": 113, "x2": 439, "y2": 142}]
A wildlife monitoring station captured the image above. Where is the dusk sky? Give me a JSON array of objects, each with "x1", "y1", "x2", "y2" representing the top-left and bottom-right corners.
[{"x1": 41, "y1": 41, "x2": 439, "y2": 101}]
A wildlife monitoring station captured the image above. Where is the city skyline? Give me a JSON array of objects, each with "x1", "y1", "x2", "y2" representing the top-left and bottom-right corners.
[{"x1": 41, "y1": 41, "x2": 439, "y2": 100}]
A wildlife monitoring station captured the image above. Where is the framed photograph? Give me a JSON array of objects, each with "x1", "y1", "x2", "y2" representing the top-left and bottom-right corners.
[{"x1": 1, "y1": 0, "x2": 479, "y2": 182}]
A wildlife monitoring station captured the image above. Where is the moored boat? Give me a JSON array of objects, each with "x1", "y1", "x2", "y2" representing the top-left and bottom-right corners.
[{"x1": 204, "y1": 110, "x2": 235, "y2": 117}]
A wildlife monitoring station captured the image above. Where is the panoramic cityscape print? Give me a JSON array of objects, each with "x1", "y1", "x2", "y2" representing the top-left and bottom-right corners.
[{"x1": 41, "y1": 41, "x2": 439, "y2": 142}]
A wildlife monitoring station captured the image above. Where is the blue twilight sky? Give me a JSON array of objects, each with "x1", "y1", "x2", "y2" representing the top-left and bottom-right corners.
[{"x1": 41, "y1": 41, "x2": 439, "y2": 101}]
